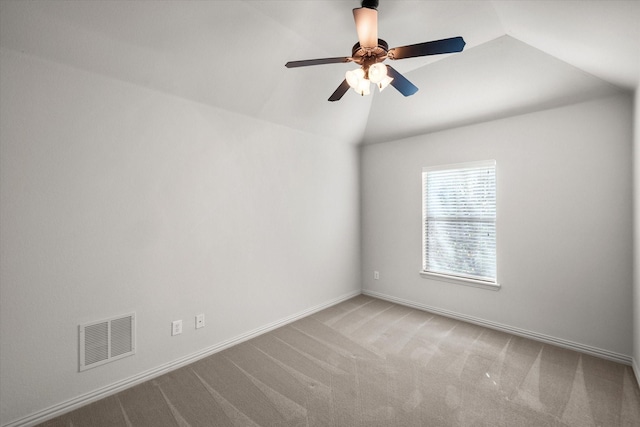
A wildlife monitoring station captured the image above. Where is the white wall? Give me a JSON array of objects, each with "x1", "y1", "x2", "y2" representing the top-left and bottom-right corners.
[
  {"x1": 0, "y1": 48, "x2": 360, "y2": 425},
  {"x1": 361, "y1": 93, "x2": 634, "y2": 358},
  {"x1": 634, "y1": 86, "x2": 640, "y2": 375}
]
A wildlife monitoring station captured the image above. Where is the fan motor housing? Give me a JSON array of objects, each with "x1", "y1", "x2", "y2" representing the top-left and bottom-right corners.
[{"x1": 352, "y1": 39, "x2": 389, "y2": 65}]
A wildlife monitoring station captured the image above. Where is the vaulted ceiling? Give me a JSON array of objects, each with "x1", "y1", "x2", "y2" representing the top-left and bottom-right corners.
[{"x1": 1, "y1": 1, "x2": 638, "y2": 145}]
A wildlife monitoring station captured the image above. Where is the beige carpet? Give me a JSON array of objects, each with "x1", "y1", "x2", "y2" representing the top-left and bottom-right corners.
[{"x1": 40, "y1": 295, "x2": 640, "y2": 426}]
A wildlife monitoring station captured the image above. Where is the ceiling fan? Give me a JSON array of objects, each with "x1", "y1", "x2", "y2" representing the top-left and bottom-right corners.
[{"x1": 285, "y1": 0, "x2": 466, "y2": 102}]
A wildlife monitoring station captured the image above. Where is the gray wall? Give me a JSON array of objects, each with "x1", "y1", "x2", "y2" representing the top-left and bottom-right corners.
[
  {"x1": 0, "y1": 48, "x2": 361, "y2": 425},
  {"x1": 361, "y1": 93, "x2": 633, "y2": 358}
]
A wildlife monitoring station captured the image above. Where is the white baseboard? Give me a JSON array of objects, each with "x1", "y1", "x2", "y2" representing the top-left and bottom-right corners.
[
  {"x1": 633, "y1": 357, "x2": 640, "y2": 386},
  {"x1": 362, "y1": 289, "x2": 633, "y2": 366},
  {"x1": 4, "y1": 289, "x2": 361, "y2": 427}
]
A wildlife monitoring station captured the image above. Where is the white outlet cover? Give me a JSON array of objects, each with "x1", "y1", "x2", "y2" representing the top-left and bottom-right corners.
[
  {"x1": 196, "y1": 314, "x2": 205, "y2": 329},
  {"x1": 172, "y1": 320, "x2": 182, "y2": 336}
]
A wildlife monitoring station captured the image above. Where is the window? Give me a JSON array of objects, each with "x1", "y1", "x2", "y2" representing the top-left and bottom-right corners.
[{"x1": 422, "y1": 160, "x2": 497, "y2": 287}]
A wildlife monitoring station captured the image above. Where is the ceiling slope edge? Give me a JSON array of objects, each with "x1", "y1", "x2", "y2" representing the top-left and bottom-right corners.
[
  {"x1": 0, "y1": 46, "x2": 354, "y2": 149},
  {"x1": 360, "y1": 35, "x2": 626, "y2": 145}
]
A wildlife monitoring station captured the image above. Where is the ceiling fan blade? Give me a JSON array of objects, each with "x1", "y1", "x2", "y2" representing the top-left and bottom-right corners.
[
  {"x1": 386, "y1": 65, "x2": 418, "y2": 96},
  {"x1": 353, "y1": 7, "x2": 378, "y2": 49},
  {"x1": 328, "y1": 79, "x2": 351, "y2": 102},
  {"x1": 388, "y1": 36, "x2": 466, "y2": 60},
  {"x1": 285, "y1": 57, "x2": 351, "y2": 68}
]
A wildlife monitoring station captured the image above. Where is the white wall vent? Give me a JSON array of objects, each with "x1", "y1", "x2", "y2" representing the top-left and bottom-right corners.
[{"x1": 79, "y1": 313, "x2": 136, "y2": 371}]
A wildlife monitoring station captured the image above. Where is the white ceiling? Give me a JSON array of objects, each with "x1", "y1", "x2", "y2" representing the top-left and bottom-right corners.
[{"x1": 1, "y1": 1, "x2": 638, "y2": 145}]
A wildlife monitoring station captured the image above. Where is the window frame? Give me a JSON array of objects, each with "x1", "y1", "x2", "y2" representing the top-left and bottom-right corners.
[{"x1": 420, "y1": 160, "x2": 500, "y2": 290}]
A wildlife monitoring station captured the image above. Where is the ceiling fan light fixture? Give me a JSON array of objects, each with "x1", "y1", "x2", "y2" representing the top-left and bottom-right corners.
[
  {"x1": 355, "y1": 78, "x2": 371, "y2": 96},
  {"x1": 346, "y1": 67, "x2": 374, "y2": 96},
  {"x1": 367, "y1": 62, "x2": 387, "y2": 84},
  {"x1": 346, "y1": 68, "x2": 366, "y2": 89}
]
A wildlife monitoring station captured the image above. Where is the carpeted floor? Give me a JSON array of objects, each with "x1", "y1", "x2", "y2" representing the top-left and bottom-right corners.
[{"x1": 39, "y1": 295, "x2": 640, "y2": 426}]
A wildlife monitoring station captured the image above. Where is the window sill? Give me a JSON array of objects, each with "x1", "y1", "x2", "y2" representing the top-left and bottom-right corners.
[{"x1": 419, "y1": 271, "x2": 501, "y2": 291}]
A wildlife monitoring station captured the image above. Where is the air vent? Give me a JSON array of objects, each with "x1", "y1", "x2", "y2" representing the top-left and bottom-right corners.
[{"x1": 79, "y1": 313, "x2": 136, "y2": 371}]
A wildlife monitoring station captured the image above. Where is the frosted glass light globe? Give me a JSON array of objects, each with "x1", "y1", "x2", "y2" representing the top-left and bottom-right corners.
[
  {"x1": 368, "y1": 63, "x2": 387, "y2": 84},
  {"x1": 354, "y1": 78, "x2": 371, "y2": 96},
  {"x1": 345, "y1": 68, "x2": 365, "y2": 89}
]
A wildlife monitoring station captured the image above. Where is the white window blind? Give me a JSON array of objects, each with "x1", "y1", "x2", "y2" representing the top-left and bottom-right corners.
[{"x1": 422, "y1": 160, "x2": 496, "y2": 283}]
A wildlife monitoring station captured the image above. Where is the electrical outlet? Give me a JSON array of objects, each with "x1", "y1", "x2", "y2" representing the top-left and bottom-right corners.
[
  {"x1": 171, "y1": 320, "x2": 183, "y2": 336},
  {"x1": 195, "y1": 314, "x2": 205, "y2": 329},
  {"x1": 374, "y1": 271, "x2": 380, "y2": 280}
]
